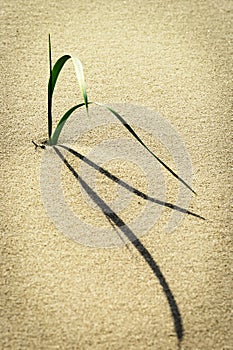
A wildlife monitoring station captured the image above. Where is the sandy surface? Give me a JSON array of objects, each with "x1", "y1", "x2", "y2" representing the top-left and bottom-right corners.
[{"x1": 1, "y1": 0, "x2": 232, "y2": 349}]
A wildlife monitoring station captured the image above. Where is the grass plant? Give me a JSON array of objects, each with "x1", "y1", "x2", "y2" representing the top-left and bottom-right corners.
[{"x1": 35, "y1": 35, "x2": 196, "y2": 195}]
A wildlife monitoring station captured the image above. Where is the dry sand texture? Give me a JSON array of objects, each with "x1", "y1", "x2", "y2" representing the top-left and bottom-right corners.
[{"x1": 1, "y1": 0, "x2": 232, "y2": 349}]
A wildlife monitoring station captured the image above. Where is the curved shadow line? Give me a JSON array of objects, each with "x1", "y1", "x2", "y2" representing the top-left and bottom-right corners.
[
  {"x1": 53, "y1": 146, "x2": 184, "y2": 343},
  {"x1": 58, "y1": 144, "x2": 205, "y2": 220}
]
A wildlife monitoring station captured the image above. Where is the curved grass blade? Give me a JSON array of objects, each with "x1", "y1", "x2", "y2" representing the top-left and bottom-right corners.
[
  {"x1": 47, "y1": 54, "x2": 70, "y2": 144},
  {"x1": 50, "y1": 102, "x2": 87, "y2": 145},
  {"x1": 95, "y1": 103, "x2": 196, "y2": 194},
  {"x1": 47, "y1": 50, "x2": 89, "y2": 144},
  {"x1": 49, "y1": 55, "x2": 71, "y2": 98},
  {"x1": 71, "y1": 56, "x2": 89, "y2": 120},
  {"x1": 48, "y1": 54, "x2": 88, "y2": 114}
]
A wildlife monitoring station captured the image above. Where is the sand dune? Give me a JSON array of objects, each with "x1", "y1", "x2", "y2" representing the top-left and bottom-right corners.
[{"x1": 1, "y1": 1, "x2": 232, "y2": 349}]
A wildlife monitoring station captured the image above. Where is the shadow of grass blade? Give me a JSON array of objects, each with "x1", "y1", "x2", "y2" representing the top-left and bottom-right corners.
[
  {"x1": 50, "y1": 102, "x2": 88, "y2": 145},
  {"x1": 98, "y1": 103, "x2": 196, "y2": 195}
]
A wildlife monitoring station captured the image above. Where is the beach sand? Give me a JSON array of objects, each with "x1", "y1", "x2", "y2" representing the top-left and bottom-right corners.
[{"x1": 1, "y1": 1, "x2": 232, "y2": 349}]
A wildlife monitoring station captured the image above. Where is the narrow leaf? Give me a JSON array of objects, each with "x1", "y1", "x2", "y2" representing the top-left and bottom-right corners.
[
  {"x1": 48, "y1": 34, "x2": 53, "y2": 139},
  {"x1": 48, "y1": 54, "x2": 89, "y2": 145},
  {"x1": 48, "y1": 55, "x2": 88, "y2": 116},
  {"x1": 48, "y1": 55, "x2": 71, "y2": 98},
  {"x1": 50, "y1": 102, "x2": 87, "y2": 145},
  {"x1": 71, "y1": 56, "x2": 89, "y2": 118}
]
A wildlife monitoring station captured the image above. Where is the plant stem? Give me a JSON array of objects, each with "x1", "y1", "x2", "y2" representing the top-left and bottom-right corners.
[{"x1": 48, "y1": 34, "x2": 53, "y2": 141}]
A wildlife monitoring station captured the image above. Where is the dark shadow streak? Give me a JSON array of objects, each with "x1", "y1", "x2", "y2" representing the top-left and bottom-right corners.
[
  {"x1": 58, "y1": 144, "x2": 205, "y2": 220},
  {"x1": 53, "y1": 146, "x2": 184, "y2": 344}
]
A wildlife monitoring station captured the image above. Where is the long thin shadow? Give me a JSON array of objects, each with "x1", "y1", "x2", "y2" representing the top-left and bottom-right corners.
[
  {"x1": 54, "y1": 146, "x2": 184, "y2": 345},
  {"x1": 58, "y1": 144, "x2": 205, "y2": 220}
]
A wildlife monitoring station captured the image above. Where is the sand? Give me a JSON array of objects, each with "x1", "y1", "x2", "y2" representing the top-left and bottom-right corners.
[{"x1": 1, "y1": 0, "x2": 232, "y2": 349}]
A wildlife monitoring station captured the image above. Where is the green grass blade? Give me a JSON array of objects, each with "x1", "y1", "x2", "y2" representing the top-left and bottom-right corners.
[
  {"x1": 48, "y1": 34, "x2": 53, "y2": 139},
  {"x1": 71, "y1": 56, "x2": 89, "y2": 118},
  {"x1": 48, "y1": 53, "x2": 89, "y2": 145},
  {"x1": 50, "y1": 102, "x2": 88, "y2": 145},
  {"x1": 96, "y1": 103, "x2": 196, "y2": 194},
  {"x1": 48, "y1": 54, "x2": 71, "y2": 98},
  {"x1": 48, "y1": 54, "x2": 71, "y2": 145},
  {"x1": 48, "y1": 54, "x2": 88, "y2": 116}
]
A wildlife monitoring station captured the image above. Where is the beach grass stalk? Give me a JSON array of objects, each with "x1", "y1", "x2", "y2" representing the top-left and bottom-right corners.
[{"x1": 45, "y1": 35, "x2": 195, "y2": 194}]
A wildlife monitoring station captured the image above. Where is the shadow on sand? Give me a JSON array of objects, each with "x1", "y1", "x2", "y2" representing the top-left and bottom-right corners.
[{"x1": 53, "y1": 144, "x2": 204, "y2": 347}]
